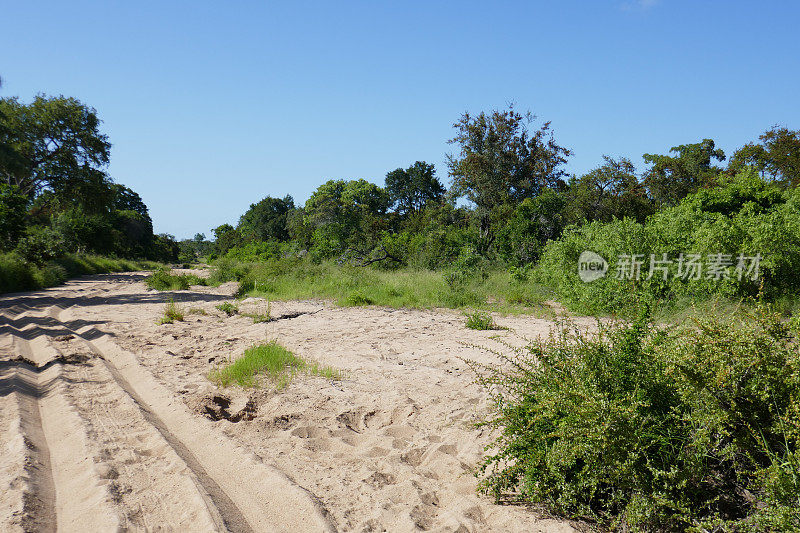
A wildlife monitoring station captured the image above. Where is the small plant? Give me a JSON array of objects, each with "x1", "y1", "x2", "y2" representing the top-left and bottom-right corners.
[
  {"x1": 159, "y1": 299, "x2": 184, "y2": 324},
  {"x1": 208, "y1": 340, "x2": 340, "y2": 388},
  {"x1": 187, "y1": 307, "x2": 207, "y2": 315},
  {"x1": 243, "y1": 313, "x2": 270, "y2": 323},
  {"x1": 343, "y1": 291, "x2": 374, "y2": 306},
  {"x1": 465, "y1": 310, "x2": 499, "y2": 330},
  {"x1": 216, "y1": 302, "x2": 239, "y2": 316},
  {"x1": 242, "y1": 301, "x2": 272, "y2": 323}
]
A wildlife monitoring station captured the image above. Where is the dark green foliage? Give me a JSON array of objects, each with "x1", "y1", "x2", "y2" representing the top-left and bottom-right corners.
[
  {"x1": 150, "y1": 233, "x2": 180, "y2": 263},
  {"x1": 566, "y1": 156, "x2": 653, "y2": 223},
  {"x1": 14, "y1": 226, "x2": 67, "y2": 263},
  {"x1": 304, "y1": 179, "x2": 389, "y2": 260},
  {"x1": 385, "y1": 161, "x2": 445, "y2": 215},
  {"x1": 729, "y1": 126, "x2": 800, "y2": 187},
  {"x1": 447, "y1": 105, "x2": 572, "y2": 250},
  {"x1": 473, "y1": 306, "x2": 800, "y2": 531},
  {"x1": 0, "y1": 94, "x2": 161, "y2": 263},
  {"x1": 211, "y1": 224, "x2": 243, "y2": 257},
  {"x1": 0, "y1": 183, "x2": 27, "y2": 250},
  {"x1": 495, "y1": 189, "x2": 568, "y2": 266},
  {"x1": 643, "y1": 138, "x2": 726, "y2": 207},
  {"x1": 537, "y1": 170, "x2": 800, "y2": 314},
  {"x1": 237, "y1": 195, "x2": 294, "y2": 242},
  {"x1": 0, "y1": 95, "x2": 111, "y2": 201}
]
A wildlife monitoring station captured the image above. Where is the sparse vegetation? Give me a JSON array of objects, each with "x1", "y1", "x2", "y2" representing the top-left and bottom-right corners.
[
  {"x1": 208, "y1": 340, "x2": 340, "y2": 388},
  {"x1": 465, "y1": 310, "x2": 500, "y2": 330},
  {"x1": 159, "y1": 299, "x2": 184, "y2": 324},
  {"x1": 210, "y1": 257, "x2": 552, "y2": 313},
  {"x1": 146, "y1": 267, "x2": 207, "y2": 291},
  {"x1": 187, "y1": 307, "x2": 207, "y2": 315},
  {"x1": 242, "y1": 301, "x2": 272, "y2": 323},
  {"x1": 470, "y1": 304, "x2": 800, "y2": 531},
  {"x1": 216, "y1": 302, "x2": 239, "y2": 316}
]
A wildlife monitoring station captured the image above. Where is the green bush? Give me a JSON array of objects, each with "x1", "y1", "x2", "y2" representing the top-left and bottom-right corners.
[
  {"x1": 536, "y1": 171, "x2": 800, "y2": 314},
  {"x1": 15, "y1": 226, "x2": 67, "y2": 264},
  {"x1": 342, "y1": 291, "x2": 374, "y2": 306},
  {"x1": 0, "y1": 252, "x2": 156, "y2": 294},
  {"x1": 216, "y1": 302, "x2": 239, "y2": 316},
  {"x1": 465, "y1": 311, "x2": 499, "y2": 330},
  {"x1": 472, "y1": 305, "x2": 800, "y2": 531},
  {"x1": 159, "y1": 299, "x2": 184, "y2": 324},
  {"x1": 145, "y1": 267, "x2": 207, "y2": 291}
]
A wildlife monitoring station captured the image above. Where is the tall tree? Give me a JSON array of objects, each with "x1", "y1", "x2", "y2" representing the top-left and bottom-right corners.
[
  {"x1": 568, "y1": 156, "x2": 652, "y2": 223},
  {"x1": 304, "y1": 179, "x2": 389, "y2": 257},
  {"x1": 385, "y1": 161, "x2": 445, "y2": 215},
  {"x1": 446, "y1": 106, "x2": 571, "y2": 247},
  {"x1": 237, "y1": 195, "x2": 295, "y2": 242},
  {"x1": 0, "y1": 95, "x2": 112, "y2": 208},
  {"x1": 729, "y1": 126, "x2": 800, "y2": 187},
  {"x1": 643, "y1": 138, "x2": 725, "y2": 207}
]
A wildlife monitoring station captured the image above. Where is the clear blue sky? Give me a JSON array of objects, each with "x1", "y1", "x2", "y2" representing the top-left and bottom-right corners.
[{"x1": 2, "y1": 1, "x2": 798, "y2": 238}]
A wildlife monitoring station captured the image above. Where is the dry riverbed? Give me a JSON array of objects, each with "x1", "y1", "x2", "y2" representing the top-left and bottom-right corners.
[{"x1": 0, "y1": 271, "x2": 586, "y2": 532}]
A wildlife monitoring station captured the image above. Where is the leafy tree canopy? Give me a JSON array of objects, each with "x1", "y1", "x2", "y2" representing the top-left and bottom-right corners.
[
  {"x1": 567, "y1": 156, "x2": 653, "y2": 223},
  {"x1": 643, "y1": 138, "x2": 725, "y2": 207},
  {"x1": 729, "y1": 126, "x2": 800, "y2": 187},
  {"x1": 0, "y1": 95, "x2": 112, "y2": 210},
  {"x1": 447, "y1": 105, "x2": 572, "y2": 213},
  {"x1": 385, "y1": 161, "x2": 445, "y2": 215},
  {"x1": 237, "y1": 194, "x2": 294, "y2": 242}
]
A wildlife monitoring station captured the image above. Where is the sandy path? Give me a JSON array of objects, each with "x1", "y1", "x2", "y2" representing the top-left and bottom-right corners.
[{"x1": 0, "y1": 272, "x2": 584, "y2": 532}]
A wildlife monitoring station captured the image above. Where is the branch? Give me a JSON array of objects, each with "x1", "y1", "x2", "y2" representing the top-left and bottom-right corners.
[{"x1": 341, "y1": 244, "x2": 403, "y2": 267}]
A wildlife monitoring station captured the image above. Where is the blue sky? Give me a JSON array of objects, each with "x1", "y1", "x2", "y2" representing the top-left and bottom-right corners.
[{"x1": 2, "y1": 1, "x2": 798, "y2": 238}]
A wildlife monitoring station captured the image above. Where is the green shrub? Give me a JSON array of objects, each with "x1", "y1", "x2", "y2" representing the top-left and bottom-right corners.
[
  {"x1": 145, "y1": 267, "x2": 207, "y2": 291},
  {"x1": 216, "y1": 302, "x2": 239, "y2": 316},
  {"x1": 342, "y1": 291, "x2": 374, "y2": 306},
  {"x1": 465, "y1": 311, "x2": 499, "y2": 330},
  {"x1": 159, "y1": 299, "x2": 184, "y2": 324},
  {"x1": 0, "y1": 252, "x2": 156, "y2": 294},
  {"x1": 472, "y1": 305, "x2": 800, "y2": 531},
  {"x1": 14, "y1": 226, "x2": 67, "y2": 264},
  {"x1": 536, "y1": 171, "x2": 800, "y2": 315}
]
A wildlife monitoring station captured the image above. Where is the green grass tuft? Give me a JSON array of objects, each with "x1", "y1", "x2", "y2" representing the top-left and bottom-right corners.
[
  {"x1": 216, "y1": 302, "x2": 239, "y2": 316},
  {"x1": 159, "y1": 299, "x2": 184, "y2": 324},
  {"x1": 465, "y1": 310, "x2": 500, "y2": 330},
  {"x1": 208, "y1": 341, "x2": 340, "y2": 388}
]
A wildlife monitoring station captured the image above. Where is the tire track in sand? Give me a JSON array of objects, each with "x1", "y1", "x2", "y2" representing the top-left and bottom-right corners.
[{"x1": 0, "y1": 316, "x2": 118, "y2": 532}]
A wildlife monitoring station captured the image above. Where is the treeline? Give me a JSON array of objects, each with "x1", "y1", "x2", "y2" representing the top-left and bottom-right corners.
[
  {"x1": 210, "y1": 105, "x2": 800, "y2": 311},
  {"x1": 0, "y1": 87, "x2": 179, "y2": 265}
]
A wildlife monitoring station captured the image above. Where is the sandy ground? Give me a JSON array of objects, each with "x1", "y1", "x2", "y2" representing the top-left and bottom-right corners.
[{"x1": 0, "y1": 271, "x2": 588, "y2": 532}]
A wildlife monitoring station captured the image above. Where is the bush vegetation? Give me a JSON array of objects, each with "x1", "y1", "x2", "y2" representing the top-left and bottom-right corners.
[
  {"x1": 470, "y1": 305, "x2": 800, "y2": 531},
  {"x1": 215, "y1": 302, "x2": 239, "y2": 316},
  {"x1": 465, "y1": 310, "x2": 500, "y2": 330},
  {"x1": 159, "y1": 299, "x2": 184, "y2": 324},
  {"x1": 208, "y1": 341, "x2": 340, "y2": 388},
  {"x1": 0, "y1": 252, "x2": 157, "y2": 294},
  {"x1": 145, "y1": 267, "x2": 208, "y2": 291}
]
